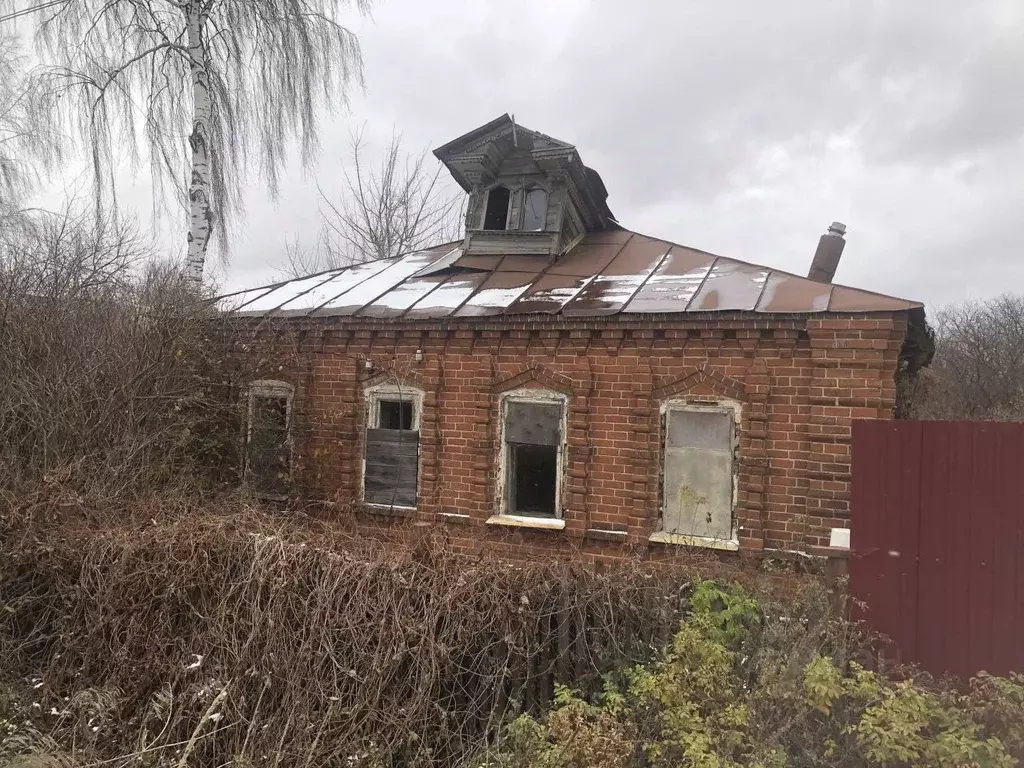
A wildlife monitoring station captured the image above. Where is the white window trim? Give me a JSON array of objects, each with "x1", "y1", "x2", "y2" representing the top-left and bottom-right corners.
[
  {"x1": 652, "y1": 397, "x2": 742, "y2": 550},
  {"x1": 364, "y1": 382, "x2": 424, "y2": 430},
  {"x1": 244, "y1": 379, "x2": 294, "y2": 499},
  {"x1": 489, "y1": 388, "x2": 569, "y2": 528},
  {"x1": 362, "y1": 382, "x2": 424, "y2": 510}
]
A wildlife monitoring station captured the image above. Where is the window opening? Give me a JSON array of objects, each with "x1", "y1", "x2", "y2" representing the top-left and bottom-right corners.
[
  {"x1": 483, "y1": 185, "x2": 511, "y2": 230},
  {"x1": 379, "y1": 400, "x2": 413, "y2": 430},
  {"x1": 504, "y1": 399, "x2": 563, "y2": 517},
  {"x1": 245, "y1": 383, "x2": 292, "y2": 498},
  {"x1": 510, "y1": 444, "x2": 557, "y2": 515},
  {"x1": 523, "y1": 188, "x2": 548, "y2": 231}
]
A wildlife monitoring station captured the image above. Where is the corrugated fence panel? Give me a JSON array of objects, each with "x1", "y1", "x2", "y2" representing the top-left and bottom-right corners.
[
  {"x1": 916, "y1": 422, "x2": 960, "y2": 676},
  {"x1": 986, "y1": 423, "x2": 1024, "y2": 677},
  {"x1": 851, "y1": 420, "x2": 923, "y2": 663},
  {"x1": 968, "y1": 423, "x2": 997, "y2": 678},
  {"x1": 852, "y1": 420, "x2": 1024, "y2": 678}
]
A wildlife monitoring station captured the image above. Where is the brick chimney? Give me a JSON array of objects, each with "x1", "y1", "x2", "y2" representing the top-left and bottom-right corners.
[{"x1": 807, "y1": 221, "x2": 847, "y2": 283}]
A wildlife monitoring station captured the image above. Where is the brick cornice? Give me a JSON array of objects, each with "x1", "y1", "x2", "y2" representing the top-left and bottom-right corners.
[
  {"x1": 492, "y1": 363, "x2": 575, "y2": 396},
  {"x1": 652, "y1": 363, "x2": 747, "y2": 401}
]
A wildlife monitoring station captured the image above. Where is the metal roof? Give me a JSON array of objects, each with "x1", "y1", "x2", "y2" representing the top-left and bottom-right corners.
[{"x1": 222, "y1": 230, "x2": 921, "y2": 320}]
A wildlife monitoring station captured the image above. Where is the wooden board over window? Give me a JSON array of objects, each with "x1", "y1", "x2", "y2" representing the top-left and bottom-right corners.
[
  {"x1": 662, "y1": 408, "x2": 734, "y2": 540},
  {"x1": 364, "y1": 428, "x2": 419, "y2": 507},
  {"x1": 505, "y1": 402, "x2": 561, "y2": 446}
]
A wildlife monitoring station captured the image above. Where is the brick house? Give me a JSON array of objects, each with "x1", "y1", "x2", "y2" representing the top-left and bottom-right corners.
[{"x1": 223, "y1": 115, "x2": 929, "y2": 557}]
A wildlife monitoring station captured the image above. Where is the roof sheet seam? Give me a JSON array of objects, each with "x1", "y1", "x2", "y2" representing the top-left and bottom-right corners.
[
  {"x1": 621, "y1": 245, "x2": 675, "y2": 313},
  {"x1": 682, "y1": 254, "x2": 721, "y2": 312},
  {"x1": 308, "y1": 258, "x2": 399, "y2": 315},
  {"x1": 393, "y1": 271, "x2": 456, "y2": 319},
  {"x1": 750, "y1": 264, "x2": 773, "y2": 313}
]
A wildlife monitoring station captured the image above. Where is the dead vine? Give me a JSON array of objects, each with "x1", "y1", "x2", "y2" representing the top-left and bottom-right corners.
[{"x1": 0, "y1": 503, "x2": 698, "y2": 767}]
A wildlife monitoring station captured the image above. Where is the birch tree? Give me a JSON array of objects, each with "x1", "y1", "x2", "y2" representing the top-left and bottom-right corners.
[
  {"x1": 9, "y1": 0, "x2": 371, "y2": 283},
  {"x1": 288, "y1": 128, "x2": 463, "y2": 275},
  {"x1": 0, "y1": 34, "x2": 61, "y2": 212}
]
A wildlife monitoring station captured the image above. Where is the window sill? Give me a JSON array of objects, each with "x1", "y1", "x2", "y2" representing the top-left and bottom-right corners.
[
  {"x1": 362, "y1": 503, "x2": 417, "y2": 519},
  {"x1": 584, "y1": 528, "x2": 628, "y2": 544},
  {"x1": 648, "y1": 531, "x2": 740, "y2": 552},
  {"x1": 439, "y1": 511, "x2": 473, "y2": 526},
  {"x1": 486, "y1": 514, "x2": 566, "y2": 531}
]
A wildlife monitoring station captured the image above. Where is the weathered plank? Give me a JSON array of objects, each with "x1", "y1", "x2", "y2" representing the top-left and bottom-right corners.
[{"x1": 364, "y1": 428, "x2": 418, "y2": 507}]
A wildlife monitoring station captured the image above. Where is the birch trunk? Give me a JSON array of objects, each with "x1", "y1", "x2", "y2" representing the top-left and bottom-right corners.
[{"x1": 184, "y1": 1, "x2": 213, "y2": 284}]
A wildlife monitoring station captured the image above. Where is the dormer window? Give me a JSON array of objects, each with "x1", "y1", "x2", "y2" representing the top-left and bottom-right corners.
[
  {"x1": 523, "y1": 188, "x2": 548, "y2": 231},
  {"x1": 483, "y1": 185, "x2": 511, "y2": 230}
]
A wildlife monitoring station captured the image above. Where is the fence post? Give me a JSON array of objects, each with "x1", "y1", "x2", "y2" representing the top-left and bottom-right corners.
[{"x1": 809, "y1": 545, "x2": 851, "y2": 618}]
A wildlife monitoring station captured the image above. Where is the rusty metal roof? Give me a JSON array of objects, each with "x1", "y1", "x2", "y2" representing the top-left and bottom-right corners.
[{"x1": 222, "y1": 230, "x2": 921, "y2": 319}]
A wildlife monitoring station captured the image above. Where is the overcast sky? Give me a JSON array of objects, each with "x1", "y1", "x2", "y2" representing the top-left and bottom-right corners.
[{"x1": 51, "y1": 0, "x2": 1024, "y2": 309}]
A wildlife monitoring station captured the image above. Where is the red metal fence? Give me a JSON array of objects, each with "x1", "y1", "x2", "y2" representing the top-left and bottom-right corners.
[{"x1": 851, "y1": 419, "x2": 1024, "y2": 678}]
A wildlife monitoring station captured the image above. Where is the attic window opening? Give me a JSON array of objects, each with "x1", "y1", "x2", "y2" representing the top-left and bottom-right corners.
[
  {"x1": 483, "y1": 185, "x2": 511, "y2": 230},
  {"x1": 523, "y1": 188, "x2": 549, "y2": 231}
]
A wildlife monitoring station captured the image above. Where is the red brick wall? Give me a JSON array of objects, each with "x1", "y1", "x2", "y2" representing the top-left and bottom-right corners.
[{"x1": 237, "y1": 311, "x2": 908, "y2": 559}]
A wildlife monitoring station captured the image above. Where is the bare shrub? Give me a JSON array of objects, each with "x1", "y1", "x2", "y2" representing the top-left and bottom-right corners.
[
  {"x1": 906, "y1": 295, "x2": 1024, "y2": 421},
  {"x1": 0, "y1": 506, "x2": 709, "y2": 767},
  {"x1": 0, "y1": 207, "x2": 241, "y2": 498}
]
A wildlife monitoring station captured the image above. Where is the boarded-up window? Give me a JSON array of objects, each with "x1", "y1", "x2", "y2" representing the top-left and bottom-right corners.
[
  {"x1": 245, "y1": 382, "x2": 292, "y2": 498},
  {"x1": 662, "y1": 408, "x2": 734, "y2": 540},
  {"x1": 364, "y1": 428, "x2": 419, "y2": 507},
  {"x1": 364, "y1": 388, "x2": 421, "y2": 507},
  {"x1": 504, "y1": 399, "x2": 562, "y2": 517}
]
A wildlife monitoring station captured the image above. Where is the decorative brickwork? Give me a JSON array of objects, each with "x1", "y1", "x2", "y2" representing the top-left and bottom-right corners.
[{"x1": 239, "y1": 311, "x2": 909, "y2": 560}]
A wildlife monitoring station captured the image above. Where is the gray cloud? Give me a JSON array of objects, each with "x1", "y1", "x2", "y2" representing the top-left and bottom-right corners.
[{"x1": 192, "y1": 0, "x2": 1024, "y2": 310}]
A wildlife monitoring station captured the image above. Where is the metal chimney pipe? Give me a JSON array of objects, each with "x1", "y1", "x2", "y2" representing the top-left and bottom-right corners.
[{"x1": 807, "y1": 221, "x2": 847, "y2": 283}]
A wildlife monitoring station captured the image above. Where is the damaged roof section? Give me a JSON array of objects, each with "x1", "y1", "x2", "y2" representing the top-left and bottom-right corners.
[{"x1": 221, "y1": 230, "x2": 922, "y2": 319}]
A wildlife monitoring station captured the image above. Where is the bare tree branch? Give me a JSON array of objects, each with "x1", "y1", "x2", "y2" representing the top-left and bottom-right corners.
[
  {"x1": 288, "y1": 128, "x2": 464, "y2": 276},
  {"x1": 0, "y1": 35, "x2": 63, "y2": 212}
]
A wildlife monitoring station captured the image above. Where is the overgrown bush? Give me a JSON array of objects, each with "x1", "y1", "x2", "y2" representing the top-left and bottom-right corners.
[
  {"x1": 0, "y1": 506, "x2": 704, "y2": 767},
  {"x1": 477, "y1": 581, "x2": 1024, "y2": 768},
  {"x1": 0, "y1": 207, "x2": 260, "y2": 499}
]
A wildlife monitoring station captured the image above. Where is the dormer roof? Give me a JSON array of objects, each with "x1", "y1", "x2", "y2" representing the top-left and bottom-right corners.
[{"x1": 433, "y1": 114, "x2": 617, "y2": 233}]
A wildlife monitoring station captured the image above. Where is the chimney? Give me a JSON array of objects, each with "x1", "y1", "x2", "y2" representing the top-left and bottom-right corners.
[{"x1": 807, "y1": 221, "x2": 846, "y2": 283}]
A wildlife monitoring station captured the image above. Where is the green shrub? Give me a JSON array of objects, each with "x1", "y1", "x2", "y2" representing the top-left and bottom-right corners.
[{"x1": 477, "y1": 579, "x2": 1024, "y2": 768}]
